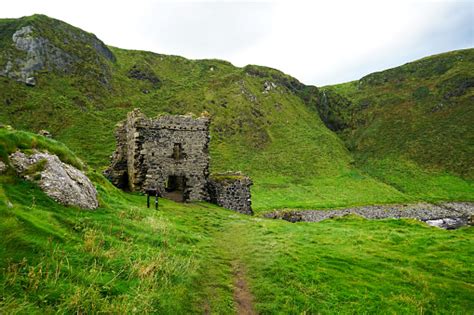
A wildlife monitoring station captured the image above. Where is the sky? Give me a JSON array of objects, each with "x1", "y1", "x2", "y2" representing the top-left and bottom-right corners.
[{"x1": 2, "y1": 0, "x2": 473, "y2": 86}]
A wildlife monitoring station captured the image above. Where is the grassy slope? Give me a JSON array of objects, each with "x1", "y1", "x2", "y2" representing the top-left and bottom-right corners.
[
  {"x1": 1, "y1": 130, "x2": 473, "y2": 313},
  {"x1": 0, "y1": 128, "x2": 235, "y2": 313},
  {"x1": 0, "y1": 14, "x2": 473, "y2": 315},
  {"x1": 321, "y1": 49, "x2": 474, "y2": 202},
  {"x1": 3, "y1": 15, "x2": 471, "y2": 212}
]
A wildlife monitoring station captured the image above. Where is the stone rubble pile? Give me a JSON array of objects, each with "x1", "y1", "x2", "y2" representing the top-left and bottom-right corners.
[{"x1": 265, "y1": 202, "x2": 474, "y2": 229}]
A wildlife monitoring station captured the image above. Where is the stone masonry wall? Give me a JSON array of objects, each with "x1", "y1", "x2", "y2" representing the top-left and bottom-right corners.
[
  {"x1": 208, "y1": 173, "x2": 253, "y2": 215},
  {"x1": 104, "y1": 121, "x2": 128, "y2": 188},
  {"x1": 105, "y1": 109, "x2": 254, "y2": 212},
  {"x1": 105, "y1": 109, "x2": 210, "y2": 201},
  {"x1": 139, "y1": 114, "x2": 210, "y2": 201}
]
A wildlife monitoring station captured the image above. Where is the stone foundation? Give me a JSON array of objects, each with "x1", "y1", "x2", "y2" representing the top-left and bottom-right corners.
[{"x1": 208, "y1": 173, "x2": 253, "y2": 215}]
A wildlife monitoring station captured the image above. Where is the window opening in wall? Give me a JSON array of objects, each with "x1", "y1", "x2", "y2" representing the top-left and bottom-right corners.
[{"x1": 173, "y1": 143, "x2": 184, "y2": 160}]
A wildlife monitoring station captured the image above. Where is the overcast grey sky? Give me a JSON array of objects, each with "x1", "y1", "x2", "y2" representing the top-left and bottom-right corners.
[{"x1": 2, "y1": 0, "x2": 473, "y2": 86}]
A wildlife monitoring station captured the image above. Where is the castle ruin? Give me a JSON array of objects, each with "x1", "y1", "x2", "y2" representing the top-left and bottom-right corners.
[
  {"x1": 105, "y1": 109, "x2": 253, "y2": 214},
  {"x1": 105, "y1": 109, "x2": 210, "y2": 202}
]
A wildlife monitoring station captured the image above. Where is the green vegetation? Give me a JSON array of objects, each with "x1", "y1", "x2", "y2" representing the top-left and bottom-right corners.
[
  {"x1": 321, "y1": 49, "x2": 474, "y2": 195},
  {"x1": 0, "y1": 127, "x2": 83, "y2": 170},
  {"x1": 0, "y1": 15, "x2": 473, "y2": 313},
  {"x1": 0, "y1": 171, "x2": 233, "y2": 313},
  {"x1": 1, "y1": 15, "x2": 472, "y2": 211},
  {"x1": 210, "y1": 172, "x2": 247, "y2": 182},
  {"x1": 0, "y1": 129, "x2": 472, "y2": 313},
  {"x1": 0, "y1": 161, "x2": 472, "y2": 313},
  {"x1": 231, "y1": 217, "x2": 474, "y2": 314}
]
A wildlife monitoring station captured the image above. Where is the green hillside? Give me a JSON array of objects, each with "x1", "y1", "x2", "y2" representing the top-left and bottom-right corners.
[
  {"x1": 0, "y1": 14, "x2": 407, "y2": 211},
  {"x1": 0, "y1": 14, "x2": 473, "y2": 314},
  {"x1": 0, "y1": 14, "x2": 473, "y2": 210},
  {"x1": 320, "y1": 49, "x2": 474, "y2": 201},
  {"x1": 1, "y1": 128, "x2": 472, "y2": 313}
]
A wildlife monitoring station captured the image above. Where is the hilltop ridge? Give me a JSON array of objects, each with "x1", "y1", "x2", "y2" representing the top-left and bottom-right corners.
[{"x1": 0, "y1": 14, "x2": 473, "y2": 209}]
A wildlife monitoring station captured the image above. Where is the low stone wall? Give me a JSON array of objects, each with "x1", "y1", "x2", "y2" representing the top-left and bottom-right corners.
[{"x1": 208, "y1": 173, "x2": 253, "y2": 215}]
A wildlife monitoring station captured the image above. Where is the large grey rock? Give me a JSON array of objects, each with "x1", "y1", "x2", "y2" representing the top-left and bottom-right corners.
[
  {"x1": 425, "y1": 218, "x2": 467, "y2": 230},
  {"x1": 10, "y1": 151, "x2": 98, "y2": 210},
  {"x1": 0, "y1": 26, "x2": 75, "y2": 86}
]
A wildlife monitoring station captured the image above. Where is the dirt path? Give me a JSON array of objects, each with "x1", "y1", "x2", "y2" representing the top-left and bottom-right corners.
[
  {"x1": 233, "y1": 263, "x2": 256, "y2": 315},
  {"x1": 198, "y1": 215, "x2": 257, "y2": 314}
]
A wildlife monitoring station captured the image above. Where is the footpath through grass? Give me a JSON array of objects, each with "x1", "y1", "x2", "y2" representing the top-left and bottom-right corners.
[
  {"x1": 0, "y1": 128, "x2": 473, "y2": 313},
  {"x1": 1, "y1": 173, "x2": 473, "y2": 313}
]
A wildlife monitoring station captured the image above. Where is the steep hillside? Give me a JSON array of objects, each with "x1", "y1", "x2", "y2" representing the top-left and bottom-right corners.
[
  {"x1": 321, "y1": 49, "x2": 474, "y2": 199},
  {"x1": 0, "y1": 14, "x2": 417, "y2": 210},
  {"x1": 0, "y1": 15, "x2": 472, "y2": 209},
  {"x1": 0, "y1": 15, "x2": 473, "y2": 313}
]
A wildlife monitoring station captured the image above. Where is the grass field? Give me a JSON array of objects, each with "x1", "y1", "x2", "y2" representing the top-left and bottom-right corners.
[
  {"x1": 1, "y1": 168, "x2": 473, "y2": 313},
  {"x1": 0, "y1": 129, "x2": 473, "y2": 313}
]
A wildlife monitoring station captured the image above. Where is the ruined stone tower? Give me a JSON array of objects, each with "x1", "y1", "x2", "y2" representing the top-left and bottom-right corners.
[{"x1": 105, "y1": 109, "x2": 210, "y2": 202}]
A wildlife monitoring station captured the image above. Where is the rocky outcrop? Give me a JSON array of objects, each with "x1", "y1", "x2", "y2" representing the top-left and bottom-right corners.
[
  {"x1": 127, "y1": 64, "x2": 161, "y2": 87},
  {"x1": 265, "y1": 202, "x2": 474, "y2": 229},
  {"x1": 0, "y1": 16, "x2": 115, "y2": 86},
  {"x1": 0, "y1": 26, "x2": 75, "y2": 86},
  {"x1": 9, "y1": 151, "x2": 98, "y2": 210},
  {"x1": 208, "y1": 173, "x2": 253, "y2": 215}
]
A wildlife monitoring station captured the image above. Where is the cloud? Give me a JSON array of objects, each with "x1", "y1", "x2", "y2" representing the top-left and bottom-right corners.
[
  {"x1": 1, "y1": 0, "x2": 472, "y2": 86},
  {"x1": 142, "y1": 2, "x2": 274, "y2": 57}
]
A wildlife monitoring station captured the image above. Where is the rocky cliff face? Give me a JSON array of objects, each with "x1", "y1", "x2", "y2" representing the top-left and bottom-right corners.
[
  {"x1": 10, "y1": 150, "x2": 98, "y2": 209},
  {"x1": 0, "y1": 15, "x2": 115, "y2": 86},
  {"x1": 0, "y1": 25, "x2": 74, "y2": 86}
]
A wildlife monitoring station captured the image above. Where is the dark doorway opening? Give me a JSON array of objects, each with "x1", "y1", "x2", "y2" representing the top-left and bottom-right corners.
[{"x1": 164, "y1": 175, "x2": 186, "y2": 202}]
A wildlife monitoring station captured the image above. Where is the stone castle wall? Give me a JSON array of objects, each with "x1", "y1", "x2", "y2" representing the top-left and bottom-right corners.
[
  {"x1": 208, "y1": 173, "x2": 253, "y2": 215},
  {"x1": 105, "y1": 121, "x2": 128, "y2": 188},
  {"x1": 105, "y1": 109, "x2": 210, "y2": 201},
  {"x1": 105, "y1": 109, "x2": 253, "y2": 213}
]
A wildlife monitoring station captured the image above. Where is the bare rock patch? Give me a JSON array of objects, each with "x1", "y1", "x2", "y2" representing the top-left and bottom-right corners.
[{"x1": 10, "y1": 151, "x2": 98, "y2": 210}]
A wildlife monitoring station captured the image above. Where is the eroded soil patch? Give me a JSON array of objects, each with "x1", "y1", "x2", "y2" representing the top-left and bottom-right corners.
[{"x1": 233, "y1": 263, "x2": 256, "y2": 315}]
